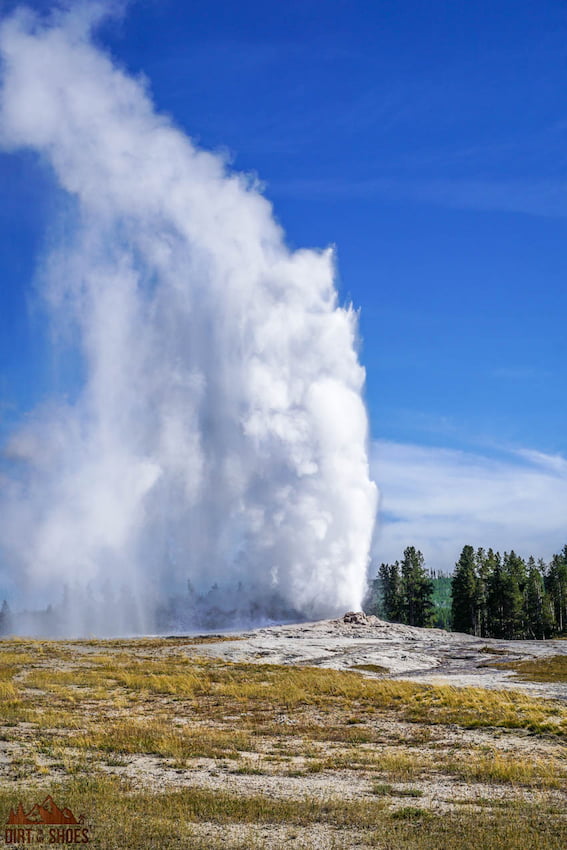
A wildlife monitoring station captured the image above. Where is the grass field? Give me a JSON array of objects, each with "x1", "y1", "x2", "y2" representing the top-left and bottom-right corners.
[{"x1": 0, "y1": 637, "x2": 565, "y2": 849}]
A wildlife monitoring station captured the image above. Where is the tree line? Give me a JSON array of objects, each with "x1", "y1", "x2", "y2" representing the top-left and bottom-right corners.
[{"x1": 367, "y1": 544, "x2": 567, "y2": 639}]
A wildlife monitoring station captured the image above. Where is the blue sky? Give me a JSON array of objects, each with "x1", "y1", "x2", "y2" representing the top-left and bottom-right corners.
[{"x1": 1, "y1": 0, "x2": 566, "y2": 570}]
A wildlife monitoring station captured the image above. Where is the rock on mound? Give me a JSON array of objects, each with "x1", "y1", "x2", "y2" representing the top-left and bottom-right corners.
[{"x1": 343, "y1": 611, "x2": 370, "y2": 625}]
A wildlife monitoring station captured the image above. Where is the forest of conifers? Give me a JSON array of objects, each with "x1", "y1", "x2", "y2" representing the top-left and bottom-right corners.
[{"x1": 366, "y1": 544, "x2": 567, "y2": 640}]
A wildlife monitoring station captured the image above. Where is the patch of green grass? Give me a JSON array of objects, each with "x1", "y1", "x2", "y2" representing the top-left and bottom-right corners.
[
  {"x1": 372, "y1": 782, "x2": 395, "y2": 795},
  {"x1": 230, "y1": 762, "x2": 266, "y2": 775},
  {"x1": 352, "y1": 663, "x2": 389, "y2": 674},
  {"x1": 391, "y1": 806, "x2": 431, "y2": 820},
  {"x1": 497, "y1": 654, "x2": 567, "y2": 683},
  {"x1": 372, "y1": 783, "x2": 423, "y2": 798},
  {"x1": 104, "y1": 756, "x2": 128, "y2": 767}
]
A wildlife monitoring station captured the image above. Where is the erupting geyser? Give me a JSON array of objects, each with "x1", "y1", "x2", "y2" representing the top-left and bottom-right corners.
[{"x1": 0, "y1": 5, "x2": 377, "y2": 635}]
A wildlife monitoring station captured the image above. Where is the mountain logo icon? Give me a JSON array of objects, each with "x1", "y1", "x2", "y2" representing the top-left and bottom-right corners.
[{"x1": 6, "y1": 796, "x2": 80, "y2": 825}]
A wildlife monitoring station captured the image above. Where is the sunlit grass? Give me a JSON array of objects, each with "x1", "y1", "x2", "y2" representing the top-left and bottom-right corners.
[
  {"x1": 374, "y1": 749, "x2": 425, "y2": 780},
  {"x1": 497, "y1": 654, "x2": 567, "y2": 683},
  {"x1": 352, "y1": 663, "x2": 390, "y2": 674},
  {"x1": 380, "y1": 678, "x2": 567, "y2": 735},
  {"x1": 2, "y1": 642, "x2": 566, "y2": 749},
  {"x1": 0, "y1": 638, "x2": 566, "y2": 849},
  {"x1": 0, "y1": 681, "x2": 19, "y2": 700},
  {"x1": 0, "y1": 641, "x2": 567, "y2": 743},
  {"x1": 5, "y1": 641, "x2": 566, "y2": 740},
  {"x1": 73, "y1": 718, "x2": 253, "y2": 760},
  {"x1": 445, "y1": 751, "x2": 564, "y2": 788},
  {"x1": 0, "y1": 778, "x2": 564, "y2": 850}
]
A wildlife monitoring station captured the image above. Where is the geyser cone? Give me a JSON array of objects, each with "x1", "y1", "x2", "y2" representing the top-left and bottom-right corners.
[{"x1": 0, "y1": 5, "x2": 378, "y2": 636}]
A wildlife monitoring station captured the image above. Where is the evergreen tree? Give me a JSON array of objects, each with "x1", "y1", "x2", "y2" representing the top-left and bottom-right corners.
[
  {"x1": 378, "y1": 561, "x2": 403, "y2": 622},
  {"x1": 451, "y1": 545, "x2": 478, "y2": 634},
  {"x1": 370, "y1": 541, "x2": 564, "y2": 640},
  {"x1": 524, "y1": 559, "x2": 554, "y2": 639},
  {"x1": 546, "y1": 548, "x2": 567, "y2": 633},
  {"x1": 501, "y1": 551, "x2": 527, "y2": 638},
  {"x1": 538, "y1": 557, "x2": 557, "y2": 636},
  {"x1": 486, "y1": 552, "x2": 505, "y2": 637},
  {"x1": 431, "y1": 572, "x2": 452, "y2": 629},
  {"x1": 400, "y1": 546, "x2": 434, "y2": 627},
  {"x1": 475, "y1": 547, "x2": 495, "y2": 637}
]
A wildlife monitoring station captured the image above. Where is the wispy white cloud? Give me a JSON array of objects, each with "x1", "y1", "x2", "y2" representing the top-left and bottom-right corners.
[{"x1": 371, "y1": 441, "x2": 567, "y2": 572}]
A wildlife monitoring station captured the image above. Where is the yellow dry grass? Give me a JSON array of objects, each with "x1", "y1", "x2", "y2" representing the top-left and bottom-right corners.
[
  {"x1": 0, "y1": 637, "x2": 566, "y2": 850},
  {"x1": 497, "y1": 654, "x2": 567, "y2": 683}
]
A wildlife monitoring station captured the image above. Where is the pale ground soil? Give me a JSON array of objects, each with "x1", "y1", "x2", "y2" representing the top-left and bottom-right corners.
[{"x1": 194, "y1": 614, "x2": 567, "y2": 700}]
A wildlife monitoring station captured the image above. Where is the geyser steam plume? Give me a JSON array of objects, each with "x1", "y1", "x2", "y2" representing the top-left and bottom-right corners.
[{"x1": 0, "y1": 5, "x2": 377, "y2": 635}]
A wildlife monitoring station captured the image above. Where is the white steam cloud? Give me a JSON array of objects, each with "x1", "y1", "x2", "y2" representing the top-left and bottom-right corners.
[{"x1": 0, "y1": 6, "x2": 377, "y2": 634}]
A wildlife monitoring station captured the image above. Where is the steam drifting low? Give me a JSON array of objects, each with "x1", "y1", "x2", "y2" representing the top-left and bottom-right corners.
[{"x1": 0, "y1": 6, "x2": 377, "y2": 635}]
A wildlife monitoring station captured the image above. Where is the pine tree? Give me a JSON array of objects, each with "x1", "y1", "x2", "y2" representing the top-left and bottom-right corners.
[
  {"x1": 378, "y1": 561, "x2": 403, "y2": 622},
  {"x1": 538, "y1": 557, "x2": 557, "y2": 636},
  {"x1": 486, "y1": 552, "x2": 505, "y2": 637},
  {"x1": 546, "y1": 548, "x2": 567, "y2": 633},
  {"x1": 524, "y1": 560, "x2": 554, "y2": 639},
  {"x1": 451, "y1": 545, "x2": 478, "y2": 634},
  {"x1": 431, "y1": 572, "x2": 452, "y2": 629},
  {"x1": 400, "y1": 546, "x2": 434, "y2": 627},
  {"x1": 495, "y1": 551, "x2": 526, "y2": 638},
  {"x1": 475, "y1": 548, "x2": 495, "y2": 637}
]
